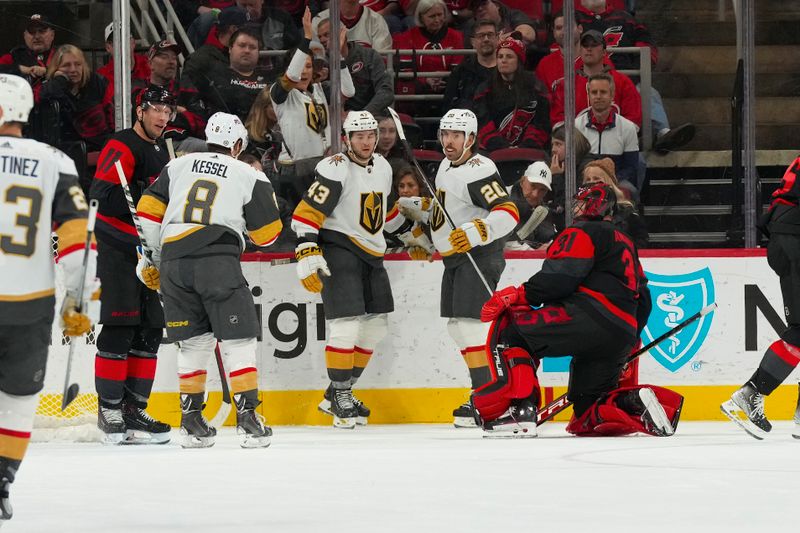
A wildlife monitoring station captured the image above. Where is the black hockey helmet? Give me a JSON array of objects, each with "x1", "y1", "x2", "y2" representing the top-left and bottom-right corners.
[
  {"x1": 136, "y1": 85, "x2": 177, "y2": 110},
  {"x1": 572, "y1": 183, "x2": 617, "y2": 220}
]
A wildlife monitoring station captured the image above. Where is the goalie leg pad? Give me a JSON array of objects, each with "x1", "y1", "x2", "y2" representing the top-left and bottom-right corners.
[
  {"x1": 566, "y1": 385, "x2": 684, "y2": 437},
  {"x1": 473, "y1": 347, "x2": 540, "y2": 422}
]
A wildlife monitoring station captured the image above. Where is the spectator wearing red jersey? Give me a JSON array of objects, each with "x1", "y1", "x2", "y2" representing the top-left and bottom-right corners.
[
  {"x1": 577, "y1": 0, "x2": 694, "y2": 151},
  {"x1": 0, "y1": 14, "x2": 57, "y2": 101},
  {"x1": 550, "y1": 30, "x2": 641, "y2": 129},
  {"x1": 474, "y1": 37, "x2": 549, "y2": 151},
  {"x1": 534, "y1": 11, "x2": 581, "y2": 95},
  {"x1": 394, "y1": 0, "x2": 464, "y2": 112},
  {"x1": 98, "y1": 22, "x2": 151, "y2": 105}
]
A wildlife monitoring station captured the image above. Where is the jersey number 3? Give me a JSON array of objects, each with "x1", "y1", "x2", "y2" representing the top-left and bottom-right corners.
[
  {"x1": 0, "y1": 185, "x2": 43, "y2": 257},
  {"x1": 183, "y1": 180, "x2": 218, "y2": 225}
]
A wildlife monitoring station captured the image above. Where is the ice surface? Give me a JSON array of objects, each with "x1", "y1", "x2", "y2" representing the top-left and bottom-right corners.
[{"x1": 8, "y1": 422, "x2": 800, "y2": 533}]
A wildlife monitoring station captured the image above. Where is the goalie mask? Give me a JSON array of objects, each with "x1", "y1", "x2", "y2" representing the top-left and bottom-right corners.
[
  {"x1": 438, "y1": 109, "x2": 477, "y2": 162},
  {"x1": 343, "y1": 110, "x2": 378, "y2": 165},
  {"x1": 572, "y1": 183, "x2": 617, "y2": 221}
]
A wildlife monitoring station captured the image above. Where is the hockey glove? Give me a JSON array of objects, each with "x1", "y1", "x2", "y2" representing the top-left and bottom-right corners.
[
  {"x1": 480, "y1": 285, "x2": 528, "y2": 322},
  {"x1": 397, "y1": 196, "x2": 432, "y2": 224},
  {"x1": 398, "y1": 224, "x2": 435, "y2": 262},
  {"x1": 408, "y1": 246, "x2": 433, "y2": 261},
  {"x1": 61, "y1": 278, "x2": 101, "y2": 336},
  {"x1": 295, "y1": 242, "x2": 330, "y2": 293},
  {"x1": 135, "y1": 246, "x2": 160, "y2": 291},
  {"x1": 449, "y1": 218, "x2": 490, "y2": 254}
]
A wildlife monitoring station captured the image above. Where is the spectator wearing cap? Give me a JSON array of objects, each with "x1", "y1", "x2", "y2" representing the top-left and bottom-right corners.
[
  {"x1": 442, "y1": 19, "x2": 498, "y2": 112},
  {"x1": 0, "y1": 14, "x2": 57, "y2": 100},
  {"x1": 506, "y1": 161, "x2": 558, "y2": 250},
  {"x1": 183, "y1": 5, "x2": 248, "y2": 89},
  {"x1": 550, "y1": 29, "x2": 641, "y2": 129},
  {"x1": 197, "y1": 26, "x2": 271, "y2": 123},
  {"x1": 173, "y1": 1, "x2": 236, "y2": 30},
  {"x1": 575, "y1": 72, "x2": 639, "y2": 190},
  {"x1": 577, "y1": 0, "x2": 694, "y2": 152},
  {"x1": 316, "y1": 17, "x2": 393, "y2": 116},
  {"x1": 473, "y1": 37, "x2": 550, "y2": 152},
  {"x1": 313, "y1": 0, "x2": 392, "y2": 51},
  {"x1": 130, "y1": 41, "x2": 208, "y2": 148},
  {"x1": 393, "y1": 0, "x2": 464, "y2": 115},
  {"x1": 97, "y1": 22, "x2": 151, "y2": 104},
  {"x1": 462, "y1": 0, "x2": 537, "y2": 47},
  {"x1": 39, "y1": 44, "x2": 113, "y2": 153}
]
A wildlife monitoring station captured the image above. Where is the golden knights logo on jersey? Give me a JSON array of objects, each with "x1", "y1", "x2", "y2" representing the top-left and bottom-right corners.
[
  {"x1": 429, "y1": 190, "x2": 446, "y2": 231},
  {"x1": 359, "y1": 192, "x2": 384, "y2": 234},
  {"x1": 305, "y1": 101, "x2": 329, "y2": 134}
]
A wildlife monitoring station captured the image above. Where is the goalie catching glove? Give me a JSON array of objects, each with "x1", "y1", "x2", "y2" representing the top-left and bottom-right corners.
[
  {"x1": 481, "y1": 285, "x2": 528, "y2": 322},
  {"x1": 397, "y1": 196, "x2": 432, "y2": 224},
  {"x1": 135, "y1": 245, "x2": 160, "y2": 291},
  {"x1": 295, "y1": 242, "x2": 330, "y2": 293},
  {"x1": 60, "y1": 278, "x2": 101, "y2": 336},
  {"x1": 449, "y1": 218, "x2": 490, "y2": 253}
]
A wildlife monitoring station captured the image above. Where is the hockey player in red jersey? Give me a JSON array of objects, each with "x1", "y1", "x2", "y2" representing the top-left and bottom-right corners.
[
  {"x1": 0, "y1": 74, "x2": 99, "y2": 524},
  {"x1": 722, "y1": 157, "x2": 800, "y2": 440},
  {"x1": 474, "y1": 183, "x2": 683, "y2": 438}
]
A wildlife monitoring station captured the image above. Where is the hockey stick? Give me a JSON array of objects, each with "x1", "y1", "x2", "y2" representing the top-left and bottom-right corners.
[
  {"x1": 386, "y1": 107, "x2": 494, "y2": 296},
  {"x1": 269, "y1": 247, "x2": 407, "y2": 266},
  {"x1": 61, "y1": 199, "x2": 99, "y2": 411},
  {"x1": 535, "y1": 302, "x2": 717, "y2": 426},
  {"x1": 209, "y1": 343, "x2": 232, "y2": 427},
  {"x1": 165, "y1": 138, "x2": 177, "y2": 160},
  {"x1": 114, "y1": 161, "x2": 153, "y2": 257},
  {"x1": 515, "y1": 205, "x2": 548, "y2": 242}
]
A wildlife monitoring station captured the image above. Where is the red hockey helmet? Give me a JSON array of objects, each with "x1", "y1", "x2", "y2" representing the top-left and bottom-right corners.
[{"x1": 572, "y1": 183, "x2": 617, "y2": 220}]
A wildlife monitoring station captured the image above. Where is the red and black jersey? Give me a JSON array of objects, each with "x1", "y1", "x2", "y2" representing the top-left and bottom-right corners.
[
  {"x1": 0, "y1": 45, "x2": 55, "y2": 101},
  {"x1": 575, "y1": 6, "x2": 656, "y2": 71},
  {"x1": 89, "y1": 128, "x2": 169, "y2": 254},
  {"x1": 522, "y1": 219, "x2": 648, "y2": 338},
  {"x1": 762, "y1": 156, "x2": 800, "y2": 235}
]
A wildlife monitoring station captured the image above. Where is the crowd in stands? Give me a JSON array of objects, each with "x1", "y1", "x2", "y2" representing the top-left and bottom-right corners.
[{"x1": 0, "y1": 1, "x2": 697, "y2": 252}]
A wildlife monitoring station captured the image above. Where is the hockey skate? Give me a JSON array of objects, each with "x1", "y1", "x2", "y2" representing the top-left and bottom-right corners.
[
  {"x1": 0, "y1": 459, "x2": 16, "y2": 524},
  {"x1": 180, "y1": 393, "x2": 217, "y2": 449},
  {"x1": 792, "y1": 383, "x2": 800, "y2": 440},
  {"x1": 330, "y1": 388, "x2": 358, "y2": 429},
  {"x1": 121, "y1": 400, "x2": 171, "y2": 445},
  {"x1": 234, "y1": 394, "x2": 272, "y2": 449},
  {"x1": 617, "y1": 388, "x2": 676, "y2": 437},
  {"x1": 97, "y1": 404, "x2": 126, "y2": 445},
  {"x1": 318, "y1": 384, "x2": 370, "y2": 425},
  {"x1": 453, "y1": 401, "x2": 478, "y2": 428},
  {"x1": 721, "y1": 382, "x2": 771, "y2": 440},
  {"x1": 481, "y1": 398, "x2": 538, "y2": 438}
]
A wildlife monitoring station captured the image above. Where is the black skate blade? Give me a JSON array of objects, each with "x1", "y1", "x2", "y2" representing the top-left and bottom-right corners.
[
  {"x1": 121, "y1": 430, "x2": 171, "y2": 445},
  {"x1": 61, "y1": 383, "x2": 80, "y2": 411},
  {"x1": 720, "y1": 402, "x2": 766, "y2": 440}
]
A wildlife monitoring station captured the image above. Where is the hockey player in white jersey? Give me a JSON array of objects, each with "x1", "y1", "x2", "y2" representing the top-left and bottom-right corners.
[
  {"x1": 136, "y1": 112, "x2": 282, "y2": 448},
  {"x1": 0, "y1": 74, "x2": 99, "y2": 524},
  {"x1": 291, "y1": 110, "x2": 409, "y2": 429},
  {"x1": 398, "y1": 109, "x2": 519, "y2": 427}
]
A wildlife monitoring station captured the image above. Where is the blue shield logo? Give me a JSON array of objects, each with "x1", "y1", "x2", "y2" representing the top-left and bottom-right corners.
[{"x1": 642, "y1": 267, "x2": 715, "y2": 372}]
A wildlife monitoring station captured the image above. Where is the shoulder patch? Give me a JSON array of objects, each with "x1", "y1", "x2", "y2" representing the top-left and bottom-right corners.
[
  {"x1": 467, "y1": 158, "x2": 483, "y2": 167},
  {"x1": 328, "y1": 154, "x2": 346, "y2": 166}
]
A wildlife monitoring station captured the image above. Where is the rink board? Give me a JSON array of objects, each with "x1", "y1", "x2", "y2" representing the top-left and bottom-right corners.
[{"x1": 45, "y1": 249, "x2": 800, "y2": 424}]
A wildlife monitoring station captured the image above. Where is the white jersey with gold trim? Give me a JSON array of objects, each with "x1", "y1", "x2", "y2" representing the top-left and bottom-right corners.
[
  {"x1": 291, "y1": 152, "x2": 404, "y2": 257},
  {"x1": 429, "y1": 153, "x2": 519, "y2": 255},
  {"x1": 272, "y1": 83, "x2": 331, "y2": 162}
]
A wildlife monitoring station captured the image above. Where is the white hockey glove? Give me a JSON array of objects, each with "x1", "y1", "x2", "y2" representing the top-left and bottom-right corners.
[
  {"x1": 449, "y1": 218, "x2": 491, "y2": 253},
  {"x1": 397, "y1": 224, "x2": 435, "y2": 262},
  {"x1": 397, "y1": 196, "x2": 432, "y2": 224},
  {"x1": 60, "y1": 277, "x2": 101, "y2": 337},
  {"x1": 295, "y1": 242, "x2": 330, "y2": 293},
  {"x1": 135, "y1": 245, "x2": 161, "y2": 291}
]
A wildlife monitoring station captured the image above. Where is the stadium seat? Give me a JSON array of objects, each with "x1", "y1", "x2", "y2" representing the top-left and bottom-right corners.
[
  {"x1": 397, "y1": 112, "x2": 424, "y2": 149},
  {"x1": 412, "y1": 149, "x2": 444, "y2": 181},
  {"x1": 489, "y1": 147, "x2": 547, "y2": 186}
]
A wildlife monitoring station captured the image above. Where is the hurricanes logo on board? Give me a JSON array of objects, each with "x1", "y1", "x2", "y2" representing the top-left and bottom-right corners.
[
  {"x1": 359, "y1": 192, "x2": 384, "y2": 234},
  {"x1": 429, "y1": 189, "x2": 446, "y2": 231}
]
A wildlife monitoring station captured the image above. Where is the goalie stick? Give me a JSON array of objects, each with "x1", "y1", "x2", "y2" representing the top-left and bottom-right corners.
[
  {"x1": 515, "y1": 205, "x2": 548, "y2": 242},
  {"x1": 534, "y1": 302, "x2": 717, "y2": 426},
  {"x1": 386, "y1": 107, "x2": 494, "y2": 296},
  {"x1": 61, "y1": 200, "x2": 99, "y2": 411}
]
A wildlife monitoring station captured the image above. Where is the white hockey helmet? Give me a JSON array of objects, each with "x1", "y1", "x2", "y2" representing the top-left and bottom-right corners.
[
  {"x1": 343, "y1": 110, "x2": 378, "y2": 162},
  {"x1": 0, "y1": 74, "x2": 34, "y2": 127},
  {"x1": 205, "y1": 112, "x2": 248, "y2": 152},
  {"x1": 439, "y1": 108, "x2": 477, "y2": 160}
]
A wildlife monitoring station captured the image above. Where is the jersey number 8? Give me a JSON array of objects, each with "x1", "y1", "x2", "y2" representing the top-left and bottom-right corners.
[{"x1": 183, "y1": 180, "x2": 219, "y2": 225}]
